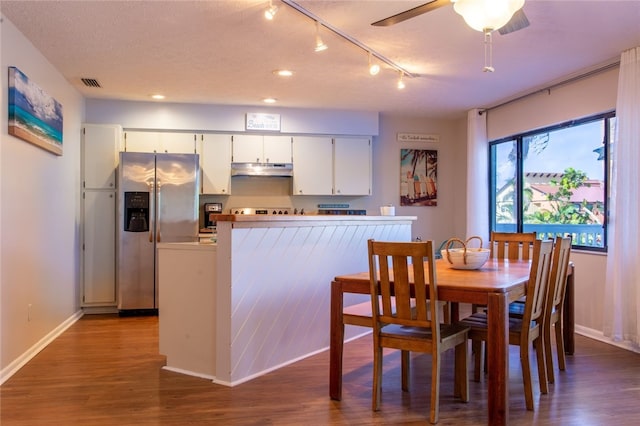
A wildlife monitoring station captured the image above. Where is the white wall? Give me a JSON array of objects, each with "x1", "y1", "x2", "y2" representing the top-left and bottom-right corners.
[{"x1": 1, "y1": 16, "x2": 85, "y2": 379}]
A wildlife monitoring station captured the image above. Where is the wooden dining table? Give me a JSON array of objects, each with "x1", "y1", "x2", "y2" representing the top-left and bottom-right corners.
[{"x1": 329, "y1": 258, "x2": 575, "y2": 426}]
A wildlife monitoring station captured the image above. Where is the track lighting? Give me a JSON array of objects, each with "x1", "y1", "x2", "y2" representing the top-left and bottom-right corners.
[
  {"x1": 397, "y1": 72, "x2": 405, "y2": 90},
  {"x1": 264, "y1": 0, "x2": 278, "y2": 20},
  {"x1": 368, "y1": 52, "x2": 380, "y2": 76},
  {"x1": 314, "y1": 21, "x2": 328, "y2": 52}
]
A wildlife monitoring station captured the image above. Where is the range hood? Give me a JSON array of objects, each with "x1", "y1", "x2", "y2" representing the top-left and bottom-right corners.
[{"x1": 231, "y1": 162, "x2": 293, "y2": 177}]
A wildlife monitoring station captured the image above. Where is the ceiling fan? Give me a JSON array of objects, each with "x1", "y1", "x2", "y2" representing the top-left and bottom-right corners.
[{"x1": 371, "y1": 0, "x2": 530, "y2": 36}]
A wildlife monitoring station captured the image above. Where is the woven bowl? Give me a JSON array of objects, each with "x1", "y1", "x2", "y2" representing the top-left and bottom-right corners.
[{"x1": 444, "y1": 236, "x2": 490, "y2": 270}]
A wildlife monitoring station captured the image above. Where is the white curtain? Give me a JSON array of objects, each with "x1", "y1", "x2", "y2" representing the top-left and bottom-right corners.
[
  {"x1": 604, "y1": 47, "x2": 640, "y2": 348},
  {"x1": 466, "y1": 108, "x2": 489, "y2": 243}
]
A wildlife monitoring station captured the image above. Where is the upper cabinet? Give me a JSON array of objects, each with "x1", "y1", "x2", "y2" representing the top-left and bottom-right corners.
[
  {"x1": 333, "y1": 137, "x2": 372, "y2": 196},
  {"x1": 82, "y1": 124, "x2": 122, "y2": 189},
  {"x1": 232, "y1": 134, "x2": 292, "y2": 163},
  {"x1": 123, "y1": 131, "x2": 197, "y2": 154},
  {"x1": 200, "y1": 134, "x2": 232, "y2": 195},
  {"x1": 292, "y1": 136, "x2": 371, "y2": 196},
  {"x1": 292, "y1": 136, "x2": 333, "y2": 195}
]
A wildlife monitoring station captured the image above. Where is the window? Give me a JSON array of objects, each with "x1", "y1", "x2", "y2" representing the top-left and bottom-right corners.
[{"x1": 490, "y1": 112, "x2": 614, "y2": 252}]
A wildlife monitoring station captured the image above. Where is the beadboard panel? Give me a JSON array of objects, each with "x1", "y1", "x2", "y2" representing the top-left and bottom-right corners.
[{"x1": 223, "y1": 221, "x2": 412, "y2": 384}]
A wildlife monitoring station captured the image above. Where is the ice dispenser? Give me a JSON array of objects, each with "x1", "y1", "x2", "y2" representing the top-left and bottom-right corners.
[{"x1": 124, "y1": 191, "x2": 149, "y2": 232}]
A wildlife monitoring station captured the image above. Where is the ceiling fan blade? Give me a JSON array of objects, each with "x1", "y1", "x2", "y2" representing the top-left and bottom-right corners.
[
  {"x1": 498, "y1": 8, "x2": 530, "y2": 35},
  {"x1": 371, "y1": 0, "x2": 450, "y2": 27}
]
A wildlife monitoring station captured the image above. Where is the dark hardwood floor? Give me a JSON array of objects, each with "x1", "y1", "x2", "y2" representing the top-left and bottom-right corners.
[{"x1": 2, "y1": 314, "x2": 640, "y2": 425}]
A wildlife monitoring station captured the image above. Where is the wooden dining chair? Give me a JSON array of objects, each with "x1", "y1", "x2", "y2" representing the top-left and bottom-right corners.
[
  {"x1": 472, "y1": 232, "x2": 538, "y2": 373},
  {"x1": 489, "y1": 231, "x2": 538, "y2": 260},
  {"x1": 474, "y1": 231, "x2": 538, "y2": 312},
  {"x1": 367, "y1": 239, "x2": 469, "y2": 424},
  {"x1": 543, "y1": 236, "x2": 573, "y2": 384},
  {"x1": 459, "y1": 238, "x2": 553, "y2": 411}
]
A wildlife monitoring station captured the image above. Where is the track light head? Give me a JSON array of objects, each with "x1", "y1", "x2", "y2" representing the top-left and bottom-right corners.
[
  {"x1": 368, "y1": 52, "x2": 380, "y2": 75},
  {"x1": 314, "y1": 21, "x2": 327, "y2": 52},
  {"x1": 264, "y1": 2, "x2": 278, "y2": 20},
  {"x1": 397, "y1": 72, "x2": 405, "y2": 89}
]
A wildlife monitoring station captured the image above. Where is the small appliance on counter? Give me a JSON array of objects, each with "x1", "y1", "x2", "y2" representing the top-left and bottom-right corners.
[{"x1": 203, "y1": 202, "x2": 222, "y2": 228}]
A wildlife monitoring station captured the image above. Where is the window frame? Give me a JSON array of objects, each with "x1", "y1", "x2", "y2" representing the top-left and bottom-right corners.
[{"x1": 488, "y1": 111, "x2": 614, "y2": 253}]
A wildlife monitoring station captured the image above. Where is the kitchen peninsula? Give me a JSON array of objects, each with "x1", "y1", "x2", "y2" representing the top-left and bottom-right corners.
[{"x1": 158, "y1": 213, "x2": 416, "y2": 386}]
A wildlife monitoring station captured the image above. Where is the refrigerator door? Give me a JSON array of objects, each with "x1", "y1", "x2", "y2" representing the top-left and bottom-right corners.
[
  {"x1": 155, "y1": 153, "x2": 199, "y2": 244},
  {"x1": 118, "y1": 152, "x2": 156, "y2": 311}
]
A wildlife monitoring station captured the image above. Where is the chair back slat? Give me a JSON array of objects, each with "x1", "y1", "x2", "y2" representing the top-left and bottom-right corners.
[
  {"x1": 490, "y1": 232, "x2": 537, "y2": 261},
  {"x1": 368, "y1": 240, "x2": 439, "y2": 338},
  {"x1": 522, "y1": 239, "x2": 554, "y2": 329},
  {"x1": 547, "y1": 236, "x2": 573, "y2": 316}
]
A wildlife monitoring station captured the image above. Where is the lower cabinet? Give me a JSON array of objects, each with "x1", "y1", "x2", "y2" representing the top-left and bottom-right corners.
[{"x1": 82, "y1": 190, "x2": 117, "y2": 306}]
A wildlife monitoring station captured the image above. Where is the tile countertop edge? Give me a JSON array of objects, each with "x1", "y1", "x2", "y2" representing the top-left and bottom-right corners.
[{"x1": 210, "y1": 214, "x2": 418, "y2": 222}]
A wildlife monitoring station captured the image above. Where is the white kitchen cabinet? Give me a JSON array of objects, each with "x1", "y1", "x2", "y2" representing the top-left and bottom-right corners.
[
  {"x1": 292, "y1": 136, "x2": 371, "y2": 196},
  {"x1": 81, "y1": 123, "x2": 120, "y2": 308},
  {"x1": 123, "y1": 131, "x2": 197, "y2": 154},
  {"x1": 333, "y1": 137, "x2": 372, "y2": 195},
  {"x1": 200, "y1": 134, "x2": 232, "y2": 194},
  {"x1": 292, "y1": 136, "x2": 333, "y2": 195},
  {"x1": 232, "y1": 134, "x2": 292, "y2": 163},
  {"x1": 82, "y1": 124, "x2": 121, "y2": 189},
  {"x1": 82, "y1": 190, "x2": 117, "y2": 306}
]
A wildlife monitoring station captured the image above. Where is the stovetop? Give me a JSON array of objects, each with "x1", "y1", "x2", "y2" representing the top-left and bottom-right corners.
[{"x1": 229, "y1": 207, "x2": 295, "y2": 215}]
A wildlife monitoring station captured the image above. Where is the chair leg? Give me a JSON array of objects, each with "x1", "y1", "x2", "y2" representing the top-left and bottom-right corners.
[
  {"x1": 471, "y1": 340, "x2": 483, "y2": 382},
  {"x1": 372, "y1": 346, "x2": 383, "y2": 411},
  {"x1": 401, "y1": 350, "x2": 410, "y2": 391},
  {"x1": 520, "y1": 340, "x2": 534, "y2": 410},
  {"x1": 454, "y1": 341, "x2": 469, "y2": 402},
  {"x1": 554, "y1": 320, "x2": 566, "y2": 371},
  {"x1": 430, "y1": 351, "x2": 441, "y2": 424},
  {"x1": 544, "y1": 321, "x2": 555, "y2": 384},
  {"x1": 534, "y1": 336, "x2": 548, "y2": 395}
]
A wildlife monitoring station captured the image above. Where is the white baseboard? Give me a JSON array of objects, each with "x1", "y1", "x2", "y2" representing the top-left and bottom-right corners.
[
  {"x1": 575, "y1": 325, "x2": 640, "y2": 354},
  {"x1": 0, "y1": 310, "x2": 84, "y2": 386},
  {"x1": 161, "y1": 365, "x2": 215, "y2": 382}
]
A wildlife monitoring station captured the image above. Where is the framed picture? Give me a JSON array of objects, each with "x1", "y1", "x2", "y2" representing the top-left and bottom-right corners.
[
  {"x1": 8, "y1": 66, "x2": 63, "y2": 156},
  {"x1": 400, "y1": 149, "x2": 437, "y2": 206}
]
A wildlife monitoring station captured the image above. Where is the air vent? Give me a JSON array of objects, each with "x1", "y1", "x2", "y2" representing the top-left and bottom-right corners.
[{"x1": 81, "y1": 78, "x2": 102, "y2": 88}]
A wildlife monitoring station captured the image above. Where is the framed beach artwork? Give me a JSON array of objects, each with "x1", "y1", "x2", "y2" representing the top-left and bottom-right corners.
[
  {"x1": 400, "y1": 149, "x2": 437, "y2": 206},
  {"x1": 8, "y1": 66, "x2": 63, "y2": 156}
]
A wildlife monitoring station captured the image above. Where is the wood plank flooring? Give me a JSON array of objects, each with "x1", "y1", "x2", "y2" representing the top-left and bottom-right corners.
[{"x1": 2, "y1": 314, "x2": 640, "y2": 425}]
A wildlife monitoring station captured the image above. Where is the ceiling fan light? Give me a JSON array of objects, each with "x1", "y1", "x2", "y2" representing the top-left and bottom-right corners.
[{"x1": 453, "y1": 0, "x2": 525, "y2": 32}]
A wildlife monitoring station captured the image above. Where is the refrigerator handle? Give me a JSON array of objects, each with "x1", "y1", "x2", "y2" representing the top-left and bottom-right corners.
[
  {"x1": 148, "y1": 181, "x2": 155, "y2": 243},
  {"x1": 156, "y1": 181, "x2": 162, "y2": 243}
]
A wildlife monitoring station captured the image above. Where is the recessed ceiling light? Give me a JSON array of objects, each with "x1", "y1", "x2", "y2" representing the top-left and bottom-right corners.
[
  {"x1": 263, "y1": 98, "x2": 277, "y2": 104},
  {"x1": 273, "y1": 69, "x2": 293, "y2": 77},
  {"x1": 151, "y1": 94, "x2": 165, "y2": 100}
]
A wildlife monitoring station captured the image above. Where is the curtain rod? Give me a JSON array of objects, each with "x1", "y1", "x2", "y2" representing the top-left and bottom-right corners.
[{"x1": 480, "y1": 60, "x2": 621, "y2": 115}]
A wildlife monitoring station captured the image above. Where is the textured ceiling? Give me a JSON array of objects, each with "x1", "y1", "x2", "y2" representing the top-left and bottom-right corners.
[{"x1": 2, "y1": 0, "x2": 639, "y2": 119}]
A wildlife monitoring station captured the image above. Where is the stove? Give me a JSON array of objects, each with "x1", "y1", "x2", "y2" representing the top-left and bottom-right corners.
[{"x1": 230, "y1": 207, "x2": 294, "y2": 215}]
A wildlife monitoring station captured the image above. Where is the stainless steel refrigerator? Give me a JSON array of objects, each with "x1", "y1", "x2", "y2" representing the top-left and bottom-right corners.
[{"x1": 117, "y1": 151, "x2": 199, "y2": 315}]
